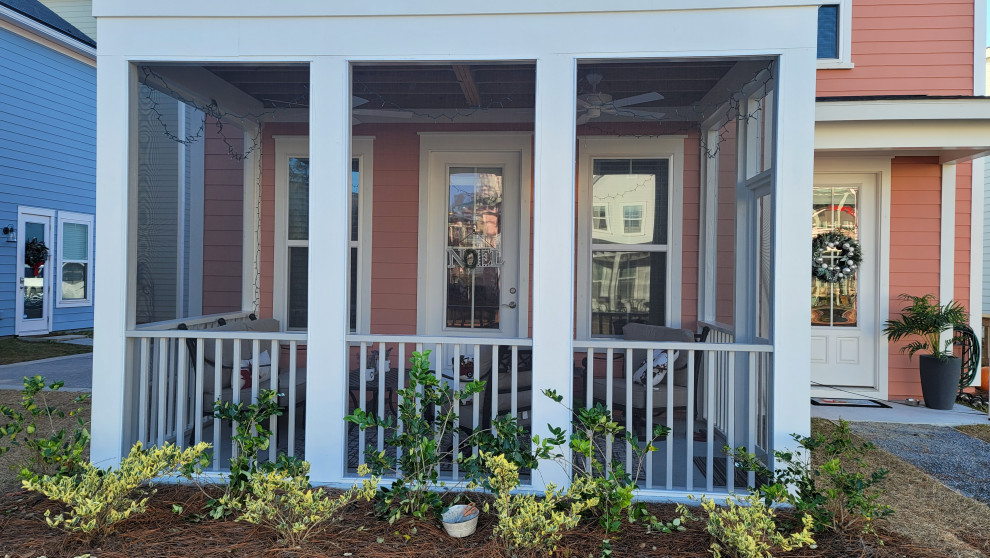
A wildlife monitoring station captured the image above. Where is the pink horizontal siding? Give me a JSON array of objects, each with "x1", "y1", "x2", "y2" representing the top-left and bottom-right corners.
[
  {"x1": 816, "y1": 0, "x2": 974, "y2": 96},
  {"x1": 887, "y1": 157, "x2": 942, "y2": 399},
  {"x1": 202, "y1": 118, "x2": 244, "y2": 316}
]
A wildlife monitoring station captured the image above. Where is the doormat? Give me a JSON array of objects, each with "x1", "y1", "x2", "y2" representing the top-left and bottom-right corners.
[{"x1": 811, "y1": 397, "x2": 890, "y2": 408}]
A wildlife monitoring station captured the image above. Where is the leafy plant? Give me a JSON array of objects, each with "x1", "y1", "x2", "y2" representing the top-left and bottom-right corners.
[
  {"x1": 220, "y1": 460, "x2": 380, "y2": 546},
  {"x1": 347, "y1": 350, "x2": 486, "y2": 522},
  {"x1": 882, "y1": 293, "x2": 967, "y2": 360},
  {"x1": 0, "y1": 375, "x2": 90, "y2": 481},
  {"x1": 729, "y1": 419, "x2": 892, "y2": 536},
  {"x1": 212, "y1": 388, "x2": 285, "y2": 495},
  {"x1": 543, "y1": 389, "x2": 672, "y2": 533},
  {"x1": 483, "y1": 451, "x2": 594, "y2": 556},
  {"x1": 23, "y1": 441, "x2": 210, "y2": 541},
  {"x1": 700, "y1": 493, "x2": 816, "y2": 558}
]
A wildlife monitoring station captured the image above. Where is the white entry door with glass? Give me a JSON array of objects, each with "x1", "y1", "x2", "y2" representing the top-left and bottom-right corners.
[
  {"x1": 810, "y1": 175, "x2": 880, "y2": 393},
  {"x1": 16, "y1": 207, "x2": 55, "y2": 335},
  {"x1": 422, "y1": 148, "x2": 526, "y2": 340}
]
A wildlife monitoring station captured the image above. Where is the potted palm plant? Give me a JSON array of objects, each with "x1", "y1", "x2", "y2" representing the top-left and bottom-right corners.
[{"x1": 882, "y1": 294, "x2": 968, "y2": 410}]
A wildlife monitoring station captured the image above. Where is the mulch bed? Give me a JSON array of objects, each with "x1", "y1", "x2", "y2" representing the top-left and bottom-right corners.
[{"x1": 0, "y1": 484, "x2": 952, "y2": 558}]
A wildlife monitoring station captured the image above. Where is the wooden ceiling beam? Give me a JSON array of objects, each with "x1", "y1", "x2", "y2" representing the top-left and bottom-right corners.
[{"x1": 452, "y1": 64, "x2": 482, "y2": 107}]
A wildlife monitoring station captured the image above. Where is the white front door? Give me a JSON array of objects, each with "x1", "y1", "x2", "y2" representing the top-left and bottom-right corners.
[
  {"x1": 16, "y1": 207, "x2": 56, "y2": 336},
  {"x1": 810, "y1": 175, "x2": 880, "y2": 393}
]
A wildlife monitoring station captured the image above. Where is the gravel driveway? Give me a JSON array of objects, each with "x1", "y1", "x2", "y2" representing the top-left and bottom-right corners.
[{"x1": 849, "y1": 422, "x2": 990, "y2": 506}]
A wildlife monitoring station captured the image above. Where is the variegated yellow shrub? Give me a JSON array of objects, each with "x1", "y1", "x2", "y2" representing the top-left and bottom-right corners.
[
  {"x1": 701, "y1": 494, "x2": 816, "y2": 558},
  {"x1": 223, "y1": 461, "x2": 380, "y2": 545},
  {"x1": 483, "y1": 452, "x2": 596, "y2": 556},
  {"x1": 23, "y1": 441, "x2": 210, "y2": 540}
]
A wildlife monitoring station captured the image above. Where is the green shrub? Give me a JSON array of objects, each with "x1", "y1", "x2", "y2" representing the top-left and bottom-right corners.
[
  {"x1": 23, "y1": 441, "x2": 210, "y2": 540},
  {"x1": 483, "y1": 452, "x2": 594, "y2": 556},
  {"x1": 346, "y1": 350, "x2": 551, "y2": 523},
  {"x1": 701, "y1": 494, "x2": 816, "y2": 558},
  {"x1": 543, "y1": 389, "x2": 675, "y2": 533},
  {"x1": 0, "y1": 375, "x2": 90, "y2": 481},
  {"x1": 729, "y1": 419, "x2": 892, "y2": 536},
  {"x1": 220, "y1": 460, "x2": 379, "y2": 545}
]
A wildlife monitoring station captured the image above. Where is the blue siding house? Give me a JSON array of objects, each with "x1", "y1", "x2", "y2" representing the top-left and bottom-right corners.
[{"x1": 0, "y1": 0, "x2": 95, "y2": 336}]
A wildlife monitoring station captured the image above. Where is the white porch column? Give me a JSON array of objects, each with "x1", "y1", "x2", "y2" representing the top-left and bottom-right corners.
[
  {"x1": 91, "y1": 57, "x2": 135, "y2": 466},
  {"x1": 530, "y1": 55, "x2": 576, "y2": 490},
  {"x1": 939, "y1": 162, "x2": 956, "y2": 350},
  {"x1": 305, "y1": 56, "x2": 351, "y2": 484},
  {"x1": 771, "y1": 47, "x2": 816, "y2": 450}
]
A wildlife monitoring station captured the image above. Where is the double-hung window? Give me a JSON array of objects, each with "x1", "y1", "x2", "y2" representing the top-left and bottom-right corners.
[
  {"x1": 578, "y1": 137, "x2": 683, "y2": 339},
  {"x1": 275, "y1": 137, "x2": 373, "y2": 332},
  {"x1": 56, "y1": 212, "x2": 94, "y2": 307}
]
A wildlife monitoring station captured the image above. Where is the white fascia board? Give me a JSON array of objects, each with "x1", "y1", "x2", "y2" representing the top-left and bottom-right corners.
[
  {"x1": 815, "y1": 120, "x2": 990, "y2": 162},
  {"x1": 816, "y1": 98, "x2": 990, "y2": 122},
  {"x1": 93, "y1": 0, "x2": 822, "y2": 17},
  {"x1": 0, "y1": 4, "x2": 95, "y2": 60}
]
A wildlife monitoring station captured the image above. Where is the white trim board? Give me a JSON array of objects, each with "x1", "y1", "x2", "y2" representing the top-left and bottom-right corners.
[
  {"x1": 939, "y1": 162, "x2": 956, "y2": 350},
  {"x1": 811, "y1": 156, "x2": 892, "y2": 400}
]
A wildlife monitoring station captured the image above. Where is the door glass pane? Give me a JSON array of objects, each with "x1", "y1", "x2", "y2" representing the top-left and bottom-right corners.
[
  {"x1": 591, "y1": 251, "x2": 666, "y2": 336},
  {"x1": 446, "y1": 166, "x2": 503, "y2": 329},
  {"x1": 592, "y1": 159, "x2": 668, "y2": 245},
  {"x1": 288, "y1": 246, "x2": 308, "y2": 329},
  {"x1": 811, "y1": 186, "x2": 858, "y2": 327},
  {"x1": 23, "y1": 221, "x2": 46, "y2": 319},
  {"x1": 288, "y1": 157, "x2": 309, "y2": 241}
]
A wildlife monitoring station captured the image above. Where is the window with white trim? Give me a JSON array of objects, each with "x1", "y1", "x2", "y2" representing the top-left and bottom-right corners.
[
  {"x1": 590, "y1": 158, "x2": 670, "y2": 336},
  {"x1": 56, "y1": 212, "x2": 94, "y2": 307},
  {"x1": 817, "y1": 0, "x2": 853, "y2": 69},
  {"x1": 275, "y1": 137, "x2": 373, "y2": 332},
  {"x1": 592, "y1": 204, "x2": 608, "y2": 232}
]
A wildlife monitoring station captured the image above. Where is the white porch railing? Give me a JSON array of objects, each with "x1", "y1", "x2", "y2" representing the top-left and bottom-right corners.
[
  {"x1": 344, "y1": 334, "x2": 533, "y2": 482},
  {"x1": 125, "y1": 324, "x2": 307, "y2": 470},
  {"x1": 574, "y1": 334, "x2": 772, "y2": 494}
]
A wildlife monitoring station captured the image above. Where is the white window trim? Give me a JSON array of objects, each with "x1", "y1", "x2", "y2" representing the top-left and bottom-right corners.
[
  {"x1": 576, "y1": 136, "x2": 685, "y2": 340},
  {"x1": 816, "y1": 0, "x2": 854, "y2": 70},
  {"x1": 273, "y1": 135, "x2": 374, "y2": 333},
  {"x1": 56, "y1": 211, "x2": 95, "y2": 308}
]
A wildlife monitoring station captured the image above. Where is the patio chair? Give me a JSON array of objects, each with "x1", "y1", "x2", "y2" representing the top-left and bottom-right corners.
[{"x1": 585, "y1": 324, "x2": 710, "y2": 433}]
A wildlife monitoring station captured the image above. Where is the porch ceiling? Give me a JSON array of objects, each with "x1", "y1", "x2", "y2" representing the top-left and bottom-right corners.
[{"x1": 203, "y1": 60, "x2": 737, "y2": 110}]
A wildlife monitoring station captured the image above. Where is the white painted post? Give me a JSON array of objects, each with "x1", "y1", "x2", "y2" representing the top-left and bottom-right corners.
[
  {"x1": 91, "y1": 57, "x2": 135, "y2": 467},
  {"x1": 530, "y1": 54, "x2": 576, "y2": 490},
  {"x1": 305, "y1": 57, "x2": 351, "y2": 484},
  {"x1": 939, "y1": 162, "x2": 957, "y2": 351},
  {"x1": 772, "y1": 39, "x2": 817, "y2": 452}
]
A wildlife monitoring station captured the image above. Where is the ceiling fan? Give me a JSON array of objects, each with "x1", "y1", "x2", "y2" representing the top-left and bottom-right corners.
[
  {"x1": 352, "y1": 96, "x2": 414, "y2": 124},
  {"x1": 576, "y1": 73, "x2": 664, "y2": 125}
]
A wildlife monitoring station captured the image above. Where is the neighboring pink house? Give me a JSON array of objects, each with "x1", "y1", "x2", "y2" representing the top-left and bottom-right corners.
[{"x1": 89, "y1": 1, "x2": 990, "y2": 496}]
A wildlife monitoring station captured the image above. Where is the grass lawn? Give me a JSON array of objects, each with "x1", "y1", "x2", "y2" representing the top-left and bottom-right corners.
[
  {"x1": 0, "y1": 337, "x2": 91, "y2": 365},
  {"x1": 0, "y1": 403, "x2": 987, "y2": 557}
]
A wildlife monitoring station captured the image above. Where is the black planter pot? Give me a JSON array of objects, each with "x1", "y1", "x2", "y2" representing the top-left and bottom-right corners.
[{"x1": 918, "y1": 355, "x2": 960, "y2": 410}]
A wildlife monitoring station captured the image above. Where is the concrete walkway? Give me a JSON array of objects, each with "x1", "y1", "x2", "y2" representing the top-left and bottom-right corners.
[
  {"x1": 0, "y1": 353, "x2": 93, "y2": 391},
  {"x1": 811, "y1": 400, "x2": 988, "y2": 426}
]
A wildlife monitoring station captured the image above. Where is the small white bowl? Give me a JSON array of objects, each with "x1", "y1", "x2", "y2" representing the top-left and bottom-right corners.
[{"x1": 442, "y1": 504, "x2": 480, "y2": 538}]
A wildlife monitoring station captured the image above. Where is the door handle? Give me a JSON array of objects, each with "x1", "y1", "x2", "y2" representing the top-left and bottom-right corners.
[{"x1": 502, "y1": 301, "x2": 517, "y2": 309}]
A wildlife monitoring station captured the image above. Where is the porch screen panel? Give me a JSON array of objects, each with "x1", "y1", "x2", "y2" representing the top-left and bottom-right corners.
[
  {"x1": 811, "y1": 186, "x2": 858, "y2": 327},
  {"x1": 590, "y1": 158, "x2": 669, "y2": 336},
  {"x1": 445, "y1": 167, "x2": 503, "y2": 329}
]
